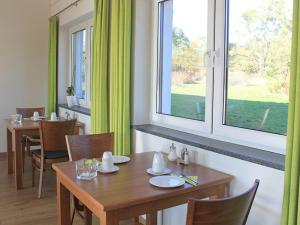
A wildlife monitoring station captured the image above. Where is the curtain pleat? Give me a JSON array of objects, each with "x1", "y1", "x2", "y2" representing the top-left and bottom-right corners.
[
  {"x1": 91, "y1": 0, "x2": 109, "y2": 133},
  {"x1": 281, "y1": 0, "x2": 300, "y2": 224},
  {"x1": 47, "y1": 16, "x2": 58, "y2": 116},
  {"x1": 109, "y1": 0, "x2": 132, "y2": 155},
  {"x1": 91, "y1": 0, "x2": 132, "y2": 155}
]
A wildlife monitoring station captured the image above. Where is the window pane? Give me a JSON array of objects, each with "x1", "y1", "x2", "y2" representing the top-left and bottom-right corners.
[
  {"x1": 225, "y1": 0, "x2": 292, "y2": 135},
  {"x1": 90, "y1": 26, "x2": 93, "y2": 100},
  {"x1": 157, "y1": 0, "x2": 208, "y2": 121},
  {"x1": 72, "y1": 29, "x2": 86, "y2": 100}
]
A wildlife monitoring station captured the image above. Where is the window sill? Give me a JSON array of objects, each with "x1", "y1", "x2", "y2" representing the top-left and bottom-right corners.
[
  {"x1": 58, "y1": 104, "x2": 90, "y2": 116},
  {"x1": 133, "y1": 124, "x2": 285, "y2": 171}
]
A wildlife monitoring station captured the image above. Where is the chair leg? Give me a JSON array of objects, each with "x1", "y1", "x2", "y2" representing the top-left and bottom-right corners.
[
  {"x1": 84, "y1": 206, "x2": 92, "y2": 225},
  {"x1": 26, "y1": 140, "x2": 31, "y2": 156},
  {"x1": 71, "y1": 208, "x2": 76, "y2": 225},
  {"x1": 31, "y1": 158, "x2": 35, "y2": 187},
  {"x1": 38, "y1": 159, "x2": 44, "y2": 198},
  {"x1": 22, "y1": 144, "x2": 25, "y2": 172}
]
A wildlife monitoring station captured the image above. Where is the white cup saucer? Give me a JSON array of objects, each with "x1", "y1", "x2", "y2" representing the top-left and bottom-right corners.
[
  {"x1": 98, "y1": 165, "x2": 119, "y2": 174},
  {"x1": 146, "y1": 167, "x2": 172, "y2": 176}
]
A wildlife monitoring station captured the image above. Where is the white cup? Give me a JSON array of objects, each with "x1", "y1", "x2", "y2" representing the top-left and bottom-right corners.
[
  {"x1": 152, "y1": 152, "x2": 166, "y2": 174},
  {"x1": 50, "y1": 112, "x2": 57, "y2": 121},
  {"x1": 102, "y1": 151, "x2": 114, "y2": 171},
  {"x1": 33, "y1": 111, "x2": 39, "y2": 120}
]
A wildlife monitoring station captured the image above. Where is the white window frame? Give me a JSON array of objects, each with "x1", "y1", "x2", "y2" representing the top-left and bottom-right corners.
[
  {"x1": 150, "y1": 0, "x2": 215, "y2": 136},
  {"x1": 69, "y1": 19, "x2": 93, "y2": 108},
  {"x1": 150, "y1": 0, "x2": 287, "y2": 154}
]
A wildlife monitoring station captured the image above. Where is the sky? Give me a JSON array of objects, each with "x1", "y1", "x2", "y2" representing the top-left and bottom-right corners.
[{"x1": 172, "y1": 0, "x2": 293, "y2": 43}]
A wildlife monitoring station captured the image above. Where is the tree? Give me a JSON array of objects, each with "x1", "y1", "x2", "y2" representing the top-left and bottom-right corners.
[
  {"x1": 172, "y1": 27, "x2": 206, "y2": 85},
  {"x1": 229, "y1": 0, "x2": 292, "y2": 93}
]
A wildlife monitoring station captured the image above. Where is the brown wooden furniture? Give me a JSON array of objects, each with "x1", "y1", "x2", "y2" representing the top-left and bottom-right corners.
[
  {"x1": 66, "y1": 133, "x2": 114, "y2": 161},
  {"x1": 16, "y1": 107, "x2": 45, "y2": 118},
  {"x1": 53, "y1": 152, "x2": 233, "y2": 225},
  {"x1": 186, "y1": 179, "x2": 259, "y2": 225},
  {"x1": 16, "y1": 107, "x2": 45, "y2": 170},
  {"x1": 66, "y1": 133, "x2": 114, "y2": 225},
  {"x1": 5, "y1": 119, "x2": 85, "y2": 190},
  {"x1": 32, "y1": 120, "x2": 77, "y2": 198}
]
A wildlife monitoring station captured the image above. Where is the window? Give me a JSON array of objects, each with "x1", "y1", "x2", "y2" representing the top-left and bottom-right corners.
[
  {"x1": 224, "y1": 0, "x2": 292, "y2": 135},
  {"x1": 157, "y1": 0, "x2": 209, "y2": 122},
  {"x1": 72, "y1": 29, "x2": 86, "y2": 100},
  {"x1": 153, "y1": 0, "x2": 293, "y2": 153},
  {"x1": 69, "y1": 20, "x2": 93, "y2": 107}
]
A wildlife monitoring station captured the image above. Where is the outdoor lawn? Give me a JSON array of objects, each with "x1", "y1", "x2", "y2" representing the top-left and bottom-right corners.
[{"x1": 171, "y1": 83, "x2": 288, "y2": 135}]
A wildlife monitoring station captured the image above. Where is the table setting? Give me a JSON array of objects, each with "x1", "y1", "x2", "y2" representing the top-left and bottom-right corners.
[{"x1": 74, "y1": 145, "x2": 199, "y2": 188}]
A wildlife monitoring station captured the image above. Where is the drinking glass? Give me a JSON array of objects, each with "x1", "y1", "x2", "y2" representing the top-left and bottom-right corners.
[
  {"x1": 76, "y1": 159, "x2": 97, "y2": 180},
  {"x1": 11, "y1": 114, "x2": 22, "y2": 125}
]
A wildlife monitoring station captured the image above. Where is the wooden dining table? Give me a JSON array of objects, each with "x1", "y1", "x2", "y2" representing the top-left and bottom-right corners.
[
  {"x1": 5, "y1": 118, "x2": 85, "y2": 190},
  {"x1": 53, "y1": 152, "x2": 233, "y2": 225}
]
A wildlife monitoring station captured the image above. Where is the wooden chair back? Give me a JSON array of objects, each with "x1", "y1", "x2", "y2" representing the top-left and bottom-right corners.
[
  {"x1": 66, "y1": 133, "x2": 114, "y2": 161},
  {"x1": 39, "y1": 120, "x2": 76, "y2": 152},
  {"x1": 186, "y1": 180, "x2": 259, "y2": 225},
  {"x1": 16, "y1": 107, "x2": 45, "y2": 118}
]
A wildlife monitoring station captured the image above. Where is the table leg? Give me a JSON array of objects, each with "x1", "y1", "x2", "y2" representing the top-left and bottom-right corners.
[
  {"x1": 146, "y1": 212, "x2": 158, "y2": 225},
  {"x1": 13, "y1": 131, "x2": 23, "y2": 189},
  {"x1": 57, "y1": 177, "x2": 71, "y2": 225},
  {"x1": 209, "y1": 184, "x2": 226, "y2": 200},
  {"x1": 100, "y1": 212, "x2": 118, "y2": 225},
  {"x1": 7, "y1": 128, "x2": 13, "y2": 174}
]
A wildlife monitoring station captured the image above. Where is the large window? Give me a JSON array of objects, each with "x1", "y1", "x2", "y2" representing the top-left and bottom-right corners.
[
  {"x1": 153, "y1": 0, "x2": 292, "y2": 152},
  {"x1": 70, "y1": 20, "x2": 93, "y2": 107},
  {"x1": 224, "y1": 0, "x2": 292, "y2": 135},
  {"x1": 157, "y1": 0, "x2": 208, "y2": 121}
]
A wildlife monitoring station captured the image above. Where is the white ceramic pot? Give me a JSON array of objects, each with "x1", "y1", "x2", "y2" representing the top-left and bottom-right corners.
[{"x1": 66, "y1": 96, "x2": 74, "y2": 107}]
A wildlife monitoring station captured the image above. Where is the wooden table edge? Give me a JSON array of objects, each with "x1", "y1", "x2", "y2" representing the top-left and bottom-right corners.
[{"x1": 53, "y1": 162, "x2": 233, "y2": 212}]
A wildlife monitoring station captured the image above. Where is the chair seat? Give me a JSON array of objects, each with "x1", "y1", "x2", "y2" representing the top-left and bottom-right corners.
[{"x1": 32, "y1": 149, "x2": 68, "y2": 159}]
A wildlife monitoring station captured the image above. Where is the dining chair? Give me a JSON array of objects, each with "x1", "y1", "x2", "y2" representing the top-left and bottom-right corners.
[
  {"x1": 66, "y1": 133, "x2": 142, "y2": 225},
  {"x1": 66, "y1": 133, "x2": 113, "y2": 225},
  {"x1": 16, "y1": 107, "x2": 45, "y2": 118},
  {"x1": 186, "y1": 179, "x2": 259, "y2": 225},
  {"x1": 31, "y1": 119, "x2": 76, "y2": 198},
  {"x1": 16, "y1": 107, "x2": 45, "y2": 170}
]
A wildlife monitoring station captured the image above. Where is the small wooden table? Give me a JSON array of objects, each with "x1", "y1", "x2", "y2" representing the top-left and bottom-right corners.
[
  {"x1": 53, "y1": 152, "x2": 233, "y2": 225},
  {"x1": 5, "y1": 119, "x2": 85, "y2": 190}
]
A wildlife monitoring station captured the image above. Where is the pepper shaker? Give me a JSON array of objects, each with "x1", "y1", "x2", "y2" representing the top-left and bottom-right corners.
[{"x1": 180, "y1": 147, "x2": 190, "y2": 165}]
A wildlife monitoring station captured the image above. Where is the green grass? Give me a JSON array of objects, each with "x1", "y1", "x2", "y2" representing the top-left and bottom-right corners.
[{"x1": 170, "y1": 83, "x2": 288, "y2": 135}]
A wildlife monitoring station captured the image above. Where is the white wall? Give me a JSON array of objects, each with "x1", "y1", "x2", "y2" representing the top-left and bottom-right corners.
[
  {"x1": 134, "y1": 131, "x2": 284, "y2": 225},
  {"x1": 53, "y1": 0, "x2": 151, "y2": 126},
  {"x1": 0, "y1": 0, "x2": 50, "y2": 152},
  {"x1": 132, "y1": 0, "x2": 152, "y2": 125}
]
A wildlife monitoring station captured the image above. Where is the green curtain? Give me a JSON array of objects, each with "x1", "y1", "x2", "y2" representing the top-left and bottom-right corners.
[
  {"x1": 91, "y1": 0, "x2": 132, "y2": 154},
  {"x1": 47, "y1": 16, "x2": 58, "y2": 116},
  {"x1": 109, "y1": 0, "x2": 132, "y2": 155},
  {"x1": 281, "y1": 0, "x2": 300, "y2": 224},
  {"x1": 91, "y1": 0, "x2": 109, "y2": 133}
]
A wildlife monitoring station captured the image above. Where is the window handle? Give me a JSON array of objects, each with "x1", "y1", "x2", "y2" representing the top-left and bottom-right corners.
[
  {"x1": 203, "y1": 50, "x2": 212, "y2": 68},
  {"x1": 204, "y1": 49, "x2": 219, "y2": 69}
]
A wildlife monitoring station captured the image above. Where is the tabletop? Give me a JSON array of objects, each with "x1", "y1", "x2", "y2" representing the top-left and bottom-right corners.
[
  {"x1": 53, "y1": 152, "x2": 233, "y2": 212},
  {"x1": 5, "y1": 118, "x2": 85, "y2": 131}
]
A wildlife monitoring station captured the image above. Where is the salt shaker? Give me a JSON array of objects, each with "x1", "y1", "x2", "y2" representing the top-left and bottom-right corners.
[{"x1": 168, "y1": 143, "x2": 178, "y2": 161}]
